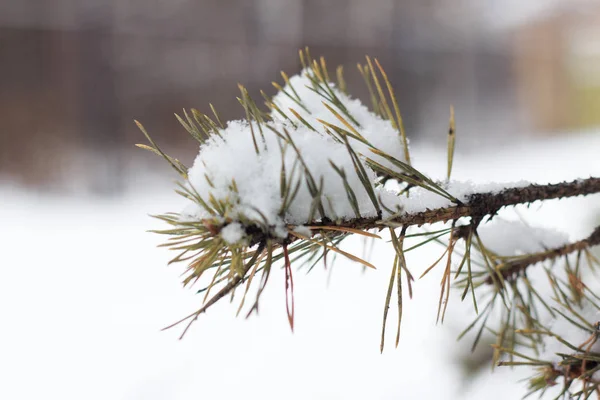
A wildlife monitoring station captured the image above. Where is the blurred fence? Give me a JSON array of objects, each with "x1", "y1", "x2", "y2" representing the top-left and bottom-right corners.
[{"x1": 1, "y1": 0, "x2": 598, "y2": 191}]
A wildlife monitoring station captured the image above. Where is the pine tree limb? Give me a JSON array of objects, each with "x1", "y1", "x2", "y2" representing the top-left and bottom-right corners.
[
  {"x1": 331, "y1": 177, "x2": 600, "y2": 231},
  {"x1": 486, "y1": 225, "x2": 600, "y2": 284},
  {"x1": 244, "y1": 177, "x2": 600, "y2": 245}
]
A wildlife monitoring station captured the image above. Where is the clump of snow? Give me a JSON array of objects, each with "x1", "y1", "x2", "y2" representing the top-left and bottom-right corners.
[
  {"x1": 220, "y1": 222, "x2": 245, "y2": 244},
  {"x1": 186, "y1": 118, "x2": 385, "y2": 225},
  {"x1": 477, "y1": 219, "x2": 569, "y2": 256},
  {"x1": 273, "y1": 222, "x2": 289, "y2": 239},
  {"x1": 271, "y1": 72, "x2": 408, "y2": 171},
  {"x1": 186, "y1": 73, "x2": 407, "y2": 227},
  {"x1": 385, "y1": 180, "x2": 531, "y2": 215},
  {"x1": 293, "y1": 225, "x2": 312, "y2": 238},
  {"x1": 183, "y1": 71, "x2": 535, "y2": 237},
  {"x1": 450, "y1": 180, "x2": 531, "y2": 197}
]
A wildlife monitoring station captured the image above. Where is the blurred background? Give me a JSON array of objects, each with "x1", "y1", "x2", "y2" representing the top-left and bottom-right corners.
[{"x1": 2, "y1": 0, "x2": 600, "y2": 192}]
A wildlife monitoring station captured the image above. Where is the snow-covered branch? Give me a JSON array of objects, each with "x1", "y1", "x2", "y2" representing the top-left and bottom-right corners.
[{"x1": 139, "y1": 49, "x2": 600, "y2": 398}]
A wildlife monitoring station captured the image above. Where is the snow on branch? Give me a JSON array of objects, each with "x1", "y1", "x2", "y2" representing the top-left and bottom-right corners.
[{"x1": 138, "y1": 49, "x2": 600, "y2": 398}]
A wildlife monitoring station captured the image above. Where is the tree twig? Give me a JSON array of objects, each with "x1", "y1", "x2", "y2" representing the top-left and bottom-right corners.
[
  {"x1": 356, "y1": 177, "x2": 599, "y2": 230},
  {"x1": 487, "y1": 226, "x2": 600, "y2": 283}
]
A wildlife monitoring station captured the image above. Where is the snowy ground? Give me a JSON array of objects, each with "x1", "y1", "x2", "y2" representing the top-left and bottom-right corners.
[{"x1": 1, "y1": 130, "x2": 599, "y2": 399}]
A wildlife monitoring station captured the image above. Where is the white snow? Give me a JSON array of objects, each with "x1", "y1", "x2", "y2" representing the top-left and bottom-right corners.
[
  {"x1": 220, "y1": 222, "x2": 245, "y2": 244},
  {"x1": 186, "y1": 118, "x2": 385, "y2": 224},
  {"x1": 477, "y1": 219, "x2": 570, "y2": 256},
  {"x1": 292, "y1": 225, "x2": 312, "y2": 238},
  {"x1": 185, "y1": 73, "x2": 532, "y2": 232},
  {"x1": 271, "y1": 72, "x2": 409, "y2": 172},
  {"x1": 392, "y1": 179, "x2": 531, "y2": 214},
  {"x1": 185, "y1": 73, "x2": 407, "y2": 227}
]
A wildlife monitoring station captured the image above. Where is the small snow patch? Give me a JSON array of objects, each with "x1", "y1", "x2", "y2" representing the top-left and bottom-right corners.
[
  {"x1": 293, "y1": 225, "x2": 312, "y2": 238},
  {"x1": 477, "y1": 219, "x2": 569, "y2": 256},
  {"x1": 220, "y1": 223, "x2": 245, "y2": 244}
]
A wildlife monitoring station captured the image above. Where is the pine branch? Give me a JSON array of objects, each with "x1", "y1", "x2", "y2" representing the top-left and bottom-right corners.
[
  {"x1": 138, "y1": 49, "x2": 600, "y2": 398},
  {"x1": 486, "y1": 225, "x2": 600, "y2": 284},
  {"x1": 210, "y1": 178, "x2": 600, "y2": 329},
  {"x1": 306, "y1": 177, "x2": 600, "y2": 231}
]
